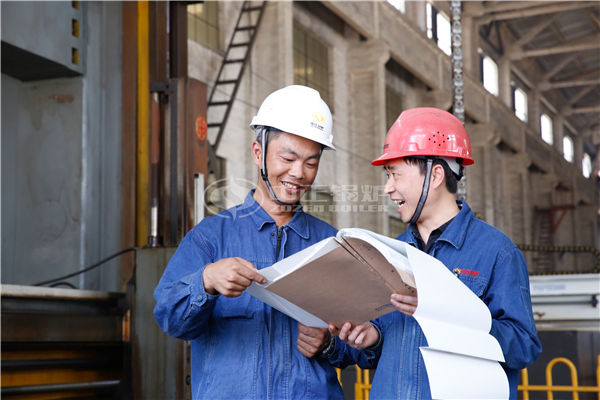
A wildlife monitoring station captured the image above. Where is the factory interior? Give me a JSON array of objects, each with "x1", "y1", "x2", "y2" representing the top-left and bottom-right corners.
[{"x1": 1, "y1": 1, "x2": 599, "y2": 399}]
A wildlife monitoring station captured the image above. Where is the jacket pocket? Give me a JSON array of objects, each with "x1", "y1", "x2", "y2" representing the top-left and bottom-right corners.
[
  {"x1": 212, "y1": 292, "x2": 256, "y2": 319},
  {"x1": 456, "y1": 274, "x2": 486, "y2": 297}
]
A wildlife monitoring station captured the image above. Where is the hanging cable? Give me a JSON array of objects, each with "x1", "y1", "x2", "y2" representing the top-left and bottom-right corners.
[{"x1": 33, "y1": 247, "x2": 139, "y2": 287}]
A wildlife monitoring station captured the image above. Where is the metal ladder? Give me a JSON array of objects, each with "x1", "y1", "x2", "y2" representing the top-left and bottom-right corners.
[
  {"x1": 532, "y1": 208, "x2": 555, "y2": 272},
  {"x1": 207, "y1": 1, "x2": 266, "y2": 153}
]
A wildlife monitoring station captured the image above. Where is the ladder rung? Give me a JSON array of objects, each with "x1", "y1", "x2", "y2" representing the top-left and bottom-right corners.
[
  {"x1": 242, "y1": 6, "x2": 263, "y2": 12},
  {"x1": 216, "y1": 80, "x2": 237, "y2": 85},
  {"x1": 207, "y1": 123, "x2": 222, "y2": 128},
  {"x1": 230, "y1": 42, "x2": 250, "y2": 48},
  {"x1": 236, "y1": 26, "x2": 256, "y2": 31},
  {"x1": 224, "y1": 58, "x2": 245, "y2": 64},
  {"x1": 208, "y1": 101, "x2": 231, "y2": 107}
]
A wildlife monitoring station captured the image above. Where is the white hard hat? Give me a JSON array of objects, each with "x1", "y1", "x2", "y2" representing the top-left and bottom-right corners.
[{"x1": 250, "y1": 85, "x2": 335, "y2": 150}]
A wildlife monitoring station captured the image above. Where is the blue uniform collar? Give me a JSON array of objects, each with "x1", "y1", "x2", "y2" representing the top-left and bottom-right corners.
[
  {"x1": 243, "y1": 189, "x2": 310, "y2": 239},
  {"x1": 406, "y1": 200, "x2": 473, "y2": 250}
]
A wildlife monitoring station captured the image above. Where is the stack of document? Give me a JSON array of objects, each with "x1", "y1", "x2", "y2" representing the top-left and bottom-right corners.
[{"x1": 246, "y1": 228, "x2": 509, "y2": 399}]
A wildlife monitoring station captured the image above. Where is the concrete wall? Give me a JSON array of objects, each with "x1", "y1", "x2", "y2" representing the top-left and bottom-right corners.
[{"x1": 1, "y1": 2, "x2": 122, "y2": 290}]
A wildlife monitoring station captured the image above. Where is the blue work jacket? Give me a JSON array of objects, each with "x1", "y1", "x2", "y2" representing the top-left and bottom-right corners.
[
  {"x1": 370, "y1": 201, "x2": 542, "y2": 400},
  {"x1": 154, "y1": 190, "x2": 360, "y2": 400}
]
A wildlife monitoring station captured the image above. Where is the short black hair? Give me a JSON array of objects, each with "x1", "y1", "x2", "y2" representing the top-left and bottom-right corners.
[
  {"x1": 254, "y1": 127, "x2": 283, "y2": 145},
  {"x1": 403, "y1": 157, "x2": 460, "y2": 194}
]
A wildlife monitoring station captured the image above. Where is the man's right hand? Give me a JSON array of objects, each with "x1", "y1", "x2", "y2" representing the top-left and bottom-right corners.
[
  {"x1": 202, "y1": 257, "x2": 267, "y2": 297},
  {"x1": 329, "y1": 321, "x2": 379, "y2": 350}
]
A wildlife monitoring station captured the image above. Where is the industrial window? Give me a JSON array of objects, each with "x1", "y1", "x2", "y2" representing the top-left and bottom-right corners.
[
  {"x1": 386, "y1": 86, "x2": 403, "y2": 131},
  {"x1": 387, "y1": 0, "x2": 405, "y2": 13},
  {"x1": 481, "y1": 53, "x2": 498, "y2": 96},
  {"x1": 293, "y1": 23, "x2": 330, "y2": 107},
  {"x1": 301, "y1": 191, "x2": 335, "y2": 227},
  {"x1": 582, "y1": 153, "x2": 592, "y2": 178},
  {"x1": 513, "y1": 87, "x2": 528, "y2": 122},
  {"x1": 563, "y1": 135, "x2": 574, "y2": 163},
  {"x1": 426, "y1": 3, "x2": 451, "y2": 56},
  {"x1": 188, "y1": 2, "x2": 219, "y2": 52},
  {"x1": 389, "y1": 216, "x2": 407, "y2": 238},
  {"x1": 540, "y1": 113, "x2": 553, "y2": 145}
]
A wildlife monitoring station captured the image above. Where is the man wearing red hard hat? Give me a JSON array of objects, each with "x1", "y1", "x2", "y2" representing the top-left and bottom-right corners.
[{"x1": 333, "y1": 108, "x2": 542, "y2": 399}]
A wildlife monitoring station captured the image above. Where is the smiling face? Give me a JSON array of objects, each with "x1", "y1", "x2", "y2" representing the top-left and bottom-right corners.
[
  {"x1": 252, "y1": 131, "x2": 322, "y2": 209},
  {"x1": 383, "y1": 158, "x2": 427, "y2": 224}
]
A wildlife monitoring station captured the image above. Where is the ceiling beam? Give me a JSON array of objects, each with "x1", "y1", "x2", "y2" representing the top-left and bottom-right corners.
[
  {"x1": 477, "y1": 2, "x2": 592, "y2": 24},
  {"x1": 565, "y1": 86, "x2": 596, "y2": 108},
  {"x1": 509, "y1": 34, "x2": 600, "y2": 60},
  {"x1": 541, "y1": 54, "x2": 579, "y2": 81},
  {"x1": 539, "y1": 78, "x2": 600, "y2": 91},
  {"x1": 508, "y1": 14, "x2": 557, "y2": 52},
  {"x1": 588, "y1": 9, "x2": 600, "y2": 30},
  {"x1": 481, "y1": 2, "x2": 552, "y2": 14},
  {"x1": 580, "y1": 69, "x2": 600, "y2": 80},
  {"x1": 548, "y1": 24, "x2": 591, "y2": 79},
  {"x1": 578, "y1": 121, "x2": 600, "y2": 143},
  {"x1": 564, "y1": 105, "x2": 600, "y2": 116}
]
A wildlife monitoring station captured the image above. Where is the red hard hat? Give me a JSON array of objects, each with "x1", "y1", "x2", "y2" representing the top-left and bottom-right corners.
[{"x1": 371, "y1": 107, "x2": 474, "y2": 166}]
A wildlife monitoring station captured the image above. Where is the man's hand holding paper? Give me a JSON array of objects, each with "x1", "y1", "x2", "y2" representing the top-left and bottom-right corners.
[
  {"x1": 329, "y1": 321, "x2": 379, "y2": 350},
  {"x1": 203, "y1": 257, "x2": 267, "y2": 297},
  {"x1": 297, "y1": 323, "x2": 331, "y2": 358},
  {"x1": 330, "y1": 292, "x2": 417, "y2": 350},
  {"x1": 390, "y1": 293, "x2": 418, "y2": 316}
]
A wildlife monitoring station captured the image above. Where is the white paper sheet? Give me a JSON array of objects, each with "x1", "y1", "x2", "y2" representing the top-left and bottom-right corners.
[
  {"x1": 420, "y1": 347, "x2": 509, "y2": 400},
  {"x1": 405, "y1": 244, "x2": 505, "y2": 362}
]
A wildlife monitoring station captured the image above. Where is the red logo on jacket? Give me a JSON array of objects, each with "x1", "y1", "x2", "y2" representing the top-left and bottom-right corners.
[{"x1": 453, "y1": 268, "x2": 479, "y2": 277}]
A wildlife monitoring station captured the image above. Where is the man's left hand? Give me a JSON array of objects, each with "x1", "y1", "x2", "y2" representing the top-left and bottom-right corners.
[{"x1": 297, "y1": 323, "x2": 331, "y2": 358}]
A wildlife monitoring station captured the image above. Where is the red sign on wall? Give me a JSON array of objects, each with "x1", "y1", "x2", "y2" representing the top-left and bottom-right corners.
[{"x1": 195, "y1": 115, "x2": 207, "y2": 141}]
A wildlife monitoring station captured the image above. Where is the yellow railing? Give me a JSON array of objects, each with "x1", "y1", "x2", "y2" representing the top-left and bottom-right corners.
[
  {"x1": 338, "y1": 355, "x2": 600, "y2": 400},
  {"x1": 354, "y1": 365, "x2": 371, "y2": 400},
  {"x1": 519, "y1": 355, "x2": 600, "y2": 400}
]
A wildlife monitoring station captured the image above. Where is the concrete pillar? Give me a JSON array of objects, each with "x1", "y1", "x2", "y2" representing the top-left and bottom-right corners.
[
  {"x1": 554, "y1": 114, "x2": 565, "y2": 156},
  {"x1": 406, "y1": 1, "x2": 428, "y2": 34},
  {"x1": 574, "y1": 134, "x2": 584, "y2": 173},
  {"x1": 498, "y1": 57, "x2": 512, "y2": 109},
  {"x1": 504, "y1": 152, "x2": 531, "y2": 244},
  {"x1": 461, "y1": 15, "x2": 479, "y2": 77},
  {"x1": 344, "y1": 38, "x2": 390, "y2": 232},
  {"x1": 419, "y1": 89, "x2": 453, "y2": 110},
  {"x1": 465, "y1": 123, "x2": 499, "y2": 225},
  {"x1": 528, "y1": 90, "x2": 541, "y2": 134}
]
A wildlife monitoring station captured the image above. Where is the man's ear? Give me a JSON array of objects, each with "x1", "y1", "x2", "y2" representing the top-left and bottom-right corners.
[
  {"x1": 251, "y1": 141, "x2": 262, "y2": 168},
  {"x1": 430, "y1": 163, "x2": 446, "y2": 190}
]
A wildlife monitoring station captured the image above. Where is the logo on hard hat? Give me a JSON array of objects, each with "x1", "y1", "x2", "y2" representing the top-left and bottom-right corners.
[
  {"x1": 310, "y1": 112, "x2": 326, "y2": 131},
  {"x1": 312, "y1": 112, "x2": 325, "y2": 123}
]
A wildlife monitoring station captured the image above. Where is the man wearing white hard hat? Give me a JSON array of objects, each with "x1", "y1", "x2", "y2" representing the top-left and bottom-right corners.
[{"x1": 154, "y1": 85, "x2": 375, "y2": 399}]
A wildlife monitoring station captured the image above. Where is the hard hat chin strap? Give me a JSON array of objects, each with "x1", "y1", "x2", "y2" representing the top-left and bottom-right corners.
[
  {"x1": 259, "y1": 127, "x2": 297, "y2": 206},
  {"x1": 409, "y1": 158, "x2": 433, "y2": 225}
]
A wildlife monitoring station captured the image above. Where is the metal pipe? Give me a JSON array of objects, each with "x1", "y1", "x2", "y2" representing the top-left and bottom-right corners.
[
  {"x1": 1, "y1": 380, "x2": 121, "y2": 395},
  {"x1": 194, "y1": 173, "x2": 205, "y2": 226},
  {"x1": 451, "y1": 0, "x2": 467, "y2": 202},
  {"x1": 149, "y1": 92, "x2": 162, "y2": 247},
  {"x1": 137, "y1": 1, "x2": 150, "y2": 246}
]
